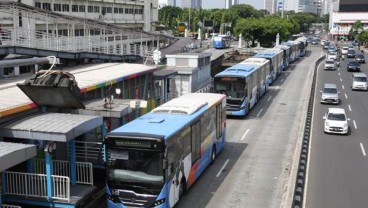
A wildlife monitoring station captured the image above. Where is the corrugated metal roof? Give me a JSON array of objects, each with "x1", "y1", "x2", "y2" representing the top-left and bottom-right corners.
[
  {"x1": 0, "y1": 113, "x2": 103, "y2": 142},
  {"x1": 0, "y1": 142, "x2": 36, "y2": 172},
  {"x1": 0, "y1": 63, "x2": 156, "y2": 117}
]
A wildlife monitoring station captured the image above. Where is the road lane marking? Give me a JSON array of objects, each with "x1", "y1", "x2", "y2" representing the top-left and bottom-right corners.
[
  {"x1": 256, "y1": 109, "x2": 263, "y2": 117},
  {"x1": 342, "y1": 85, "x2": 345, "y2": 89},
  {"x1": 340, "y1": 78, "x2": 343, "y2": 82},
  {"x1": 276, "y1": 86, "x2": 279, "y2": 90},
  {"x1": 216, "y1": 159, "x2": 230, "y2": 177},
  {"x1": 338, "y1": 68, "x2": 340, "y2": 71},
  {"x1": 360, "y1": 143, "x2": 366, "y2": 156},
  {"x1": 345, "y1": 93, "x2": 348, "y2": 99},
  {"x1": 267, "y1": 96, "x2": 272, "y2": 102},
  {"x1": 348, "y1": 105, "x2": 352, "y2": 111},
  {"x1": 353, "y1": 120, "x2": 357, "y2": 129},
  {"x1": 338, "y1": 72, "x2": 341, "y2": 76},
  {"x1": 240, "y1": 129, "x2": 250, "y2": 141}
]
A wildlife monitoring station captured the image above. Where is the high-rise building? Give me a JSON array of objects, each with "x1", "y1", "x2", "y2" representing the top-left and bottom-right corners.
[
  {"x1": 264, "y1": 0, "x2": 277, "y2": 14},
  {"x1": 284, "y1": 0, "x2": 299, "y2": 12},
  {"x1": 225, "y1": 0, "x2": 239, "y2": 9},
  {"x1": 339, "y1": 0, "x2": 368, "y2": 12},
  {"x1": 181, "y1": 0, "x2": 202, "y2": 9},
  {"x1": 158, "y1": 0, "x2": 177, "y2": 8},
  {"x1": 298, "y1": 0, "x2": 318, "y2": 13}
]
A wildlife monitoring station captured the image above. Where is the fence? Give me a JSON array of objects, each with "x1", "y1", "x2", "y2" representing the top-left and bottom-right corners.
[
  {"x1": 3, "y1": 171, "x2": 70, "y2": 202},
  {"x1": 33, "y1": 159, "x2": 93, "y2": 185}
]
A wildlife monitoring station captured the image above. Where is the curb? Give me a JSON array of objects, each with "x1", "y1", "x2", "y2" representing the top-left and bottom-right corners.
[{"x1": 281, "y1": 52, "x2": 326, "y2": 208}]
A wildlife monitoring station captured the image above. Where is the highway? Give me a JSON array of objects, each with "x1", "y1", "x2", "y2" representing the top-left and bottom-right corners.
[
  {"x1": 175, "y1": 47, "x2": 322, "y2": 208},
  {"x1": 305, "y1": 45, "x2": 368, "y2": 207}
]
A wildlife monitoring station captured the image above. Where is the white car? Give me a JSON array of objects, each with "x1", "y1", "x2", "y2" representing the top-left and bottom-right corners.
[
  {"x1": 323, "y1": 108, "x2": 349, "y2": 135},
  {"x1": 341, "y1": 47, "x2": 349, "y2": 55},
  {"x1": 327, "y1": 51, "x2": 338, "y2": 60}
]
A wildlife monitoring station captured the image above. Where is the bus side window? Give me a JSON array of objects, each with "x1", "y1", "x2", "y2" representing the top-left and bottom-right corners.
[
  {"x1": 166, "y1": 138, "x2": 176, "y2": 179},
  {"x1": 191, "y1": 121, "x2": 201, "y2": 163}
]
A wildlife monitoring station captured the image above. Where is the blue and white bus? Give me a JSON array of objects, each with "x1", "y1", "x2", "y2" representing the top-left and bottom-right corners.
[
  {"x1": 254, "y1": 49, "x2": 284, "y2": 84},
  {"x1": 274, "y1": 44, "x2": 291, "y2": 70},
  {"x1": 281, "y1": 41, "x2": 301, "y2": 62},
  {"x1": 295, "y1": 37, "x2": 307, "y2": 57},
  {"x1": 213, "y1": 35, "x2": 232, "y2": 49},
  {"x1": 105, "y1": 93, "x2": 227, "y2": 208},
  {"x1": 213, "y1": 58, "x2": 270, "y2": 117}
]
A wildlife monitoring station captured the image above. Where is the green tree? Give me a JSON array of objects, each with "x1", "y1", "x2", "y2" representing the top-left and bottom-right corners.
[
  {"x1": 358, "y1": 31, "x2": 368, "y2": 47},
  {"x1": 230, "y1": 4, "x2": 263, "y2": 19},
  {"x1": 158, "y1": 6, "x2": 183, "y2": 30}
]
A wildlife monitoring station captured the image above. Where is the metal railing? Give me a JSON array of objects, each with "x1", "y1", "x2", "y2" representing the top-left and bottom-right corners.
[
  {"x1": 33, "y1": 159, "x2": 93, "y2": 186},
  {"x1": 73, "y1": 141, "x2": 104, "y2": 165},
  {"x1": 0, "y1": 27, "x2": 152, "y2": 57},
  {"x1": 3, "y1": 171, "x2": 70, "y2": 202}
]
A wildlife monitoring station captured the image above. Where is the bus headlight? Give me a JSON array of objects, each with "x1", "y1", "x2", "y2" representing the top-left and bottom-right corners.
[{"x1": 153, "y1": 198, "x2": 165, "y2": 206}]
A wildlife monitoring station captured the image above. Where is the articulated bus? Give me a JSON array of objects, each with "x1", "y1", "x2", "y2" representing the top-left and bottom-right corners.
[
  {"x1": 295, "y1": 37, "x2": 307, "y2": 57},
  {"x1": 213, "y1": 35, "x2": 232, "y2": 49},
  {"x1": 213, "y1": 58, "x2": 270, "y2": 117},
  {"x1": 274, "y1": 44, "x2": 291, "y2": 70},
  {"x1": 105, "y1": 93, "x2": 227, "y2": 208},
  {"x1": 281, "y1": 41, "x2": 301, "y2": 62},
  {"x1": 253, "y1": 49, "x2": 284, "y2": 85}
]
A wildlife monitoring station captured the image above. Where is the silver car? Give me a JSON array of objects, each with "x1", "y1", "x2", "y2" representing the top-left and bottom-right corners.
[{"x1": 321, "y1": 83, "x2": 340, "y2": 104}]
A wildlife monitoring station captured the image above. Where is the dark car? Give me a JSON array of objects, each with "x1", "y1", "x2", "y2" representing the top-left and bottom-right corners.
[
  {"x1": 347, "y1": 61, "x2": 361, "y2": 72},
  {"x1": 347, "y1": 49, "x2": 356, "y2": 58},
  {"x1": 355, "y1": 54, "x2": 365, "y2": 63}
]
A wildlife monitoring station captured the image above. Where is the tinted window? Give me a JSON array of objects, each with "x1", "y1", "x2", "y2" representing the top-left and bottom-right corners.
[
  {"x1": 323, "y1": 87, "x2": 337, "y2": 94},
  {"x1": 354, "y1": 76, "x2": 367, "y2": 82},
  {"x1": 349, "y1": 61, "x2": 359, "y2": 66},
  {"x1": 327, "y1": 113, "x2": 346, "y2": 121},
  {"x1": 356, "y1": 54, "x2": 364, "y2": 58},
  {"x1": 348, "y1": 50, "x2": 355, "y2": 54},
  {"x1": 326, "y1": 60, "x2": 334, "y2": 64}
]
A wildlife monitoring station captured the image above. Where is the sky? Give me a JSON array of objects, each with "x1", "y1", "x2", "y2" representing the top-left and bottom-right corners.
[{"x1": 202, "y1": 0, "x2": 264, "y2": 10}]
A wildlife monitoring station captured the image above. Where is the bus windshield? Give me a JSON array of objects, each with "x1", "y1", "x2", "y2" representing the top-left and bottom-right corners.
[
  {"x1": 107, "y1": 147, "x2": 164, "y2": 187},
  {"x1": 214, "y1": 79, "x2": 246, "y2": 99}
]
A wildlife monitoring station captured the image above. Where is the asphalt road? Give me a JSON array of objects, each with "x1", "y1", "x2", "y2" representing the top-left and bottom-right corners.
[
  {"x1": 305, "y1": 45, "x2": 368, "y2": 208},
  {"x1": 175, "y1": 47, "x2": 322, "y2": 208}
]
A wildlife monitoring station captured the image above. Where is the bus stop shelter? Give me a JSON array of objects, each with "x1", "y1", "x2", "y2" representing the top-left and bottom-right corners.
[
  {"x1": 0, "y1": 142, "x2": 36, "y2": 207},
  {"x1": 0, "y1": 112, "x2": 103, "y2": 208}
]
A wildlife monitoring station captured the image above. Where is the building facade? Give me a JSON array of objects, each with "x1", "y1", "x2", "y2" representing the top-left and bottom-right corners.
[
  {"x1": 225, "y1": 0, "x2": 239, "y2": 9},
  {"x1": 1, "y1": 0, "x2": 159, "y2": 32},
  {"x1": 329, "y1": 0, "x2": 368, "y2": 40},
  {"x1": 264, "y1": 0, "x2": 277, "y2": 14},
  {"x1": 181, "y1": 0, "x2": 202, "y2": 9}
]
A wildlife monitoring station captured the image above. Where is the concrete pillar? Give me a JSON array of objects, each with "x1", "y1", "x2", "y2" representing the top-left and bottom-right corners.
[
  {"x1": 13, "y1": 66, "x2": 19, "y2": 76},
  {"x1": 69, "y1": 139, "x2": 77, "y2": 186},
  {"x1": 45, "y1": 152, "x2": 53, "y2": 200},
  {"x1": 198, "y1": 28, "x2": 202, "y2": 40},
  {"x1": 276, "y1": 33, "x2": 280, "y2": 46},
  {"x1": 238, "y1": 33, "x2": 242, "y2": 48}
]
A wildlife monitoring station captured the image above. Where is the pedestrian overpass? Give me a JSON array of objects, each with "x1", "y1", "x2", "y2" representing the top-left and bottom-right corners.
[{"x1": 0, "y1": 1, "x2": 177, "y2": 62}]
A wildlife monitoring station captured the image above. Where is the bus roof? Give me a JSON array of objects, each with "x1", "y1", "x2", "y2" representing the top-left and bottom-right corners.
[
  {"x1": 108, "y1": 93, "x2": 225, "y2": 140},
  {"x1": 254, "y1": 49, "x2": 282, "y2": 58},
  {"x1": 281, "y1": 41, "x2": 299, "y2": 46},
  {"x1": 215, "y1": 63, "x2": 259, "y2": 78},
  {"x1": 274, "y1": 45, "x2": 290, "y2": 50},
  {"x1": 240, "y1": 57, "x2": 270, "y2": 66}
]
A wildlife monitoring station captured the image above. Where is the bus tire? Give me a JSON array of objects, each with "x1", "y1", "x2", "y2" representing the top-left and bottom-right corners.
[
  {"x1": 210, "y1": 145, "x2": 216, "y2": 165},
  {"x1": 179, "y1": 178, "x2": 186, "y2": 199}
]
